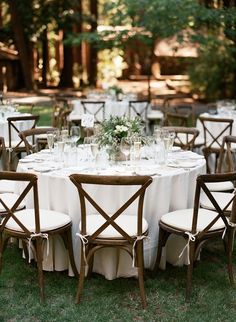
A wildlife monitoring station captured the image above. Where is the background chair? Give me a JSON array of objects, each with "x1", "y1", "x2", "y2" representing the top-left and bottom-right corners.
[
  {"x1": 6, "y1": 115, "x2": 40, "y2": 170},
  {"x1": 128, "y1": 100, "x2": 149, "y2": 133},
  {"x1": 69, "y1": 174, "x2": 152, "y2": 308},
  {"x1": 198, "y1": 116, "x2": 233, "y2": 173},
  {"x1": 0, "y1": 171, "x2": 78, "y2": 300},
  {"x1": 81, "y1": 101, "x2": 105, "y2": 124},
  {"x1": 19, "y1": 127, "x2": 57, "y2": 155},
  {"x1": 162, "y1": 126, "x2": 200, "y2": 151},
  {"x1": 153, "y1": 172, "x2": 236, "y2": 300}
]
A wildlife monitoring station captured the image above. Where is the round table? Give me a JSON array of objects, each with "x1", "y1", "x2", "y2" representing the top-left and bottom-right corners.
[{"x1": 16, "y1": 150, "x2": 206, "y2": 279}]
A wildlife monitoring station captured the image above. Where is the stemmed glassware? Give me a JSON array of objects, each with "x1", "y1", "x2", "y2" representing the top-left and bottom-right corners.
[
  {"x1": 120, "y1": 136, "x2": 132, "y2": 166},
  {"x1": 70, "y1": 125, "x2": 81, "y2": 147},
  {"x1": 47, "y1": 131, "x2": 54, "y2": 154}
]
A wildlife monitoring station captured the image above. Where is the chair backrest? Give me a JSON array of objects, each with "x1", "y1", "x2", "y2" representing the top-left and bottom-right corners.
[
  {"x1": 7, "y1": 115, "x2": 39, "y2": 149},
  {"x1": 217, "y1": 135, "x2": 236, "y2": 173},
  {"x1": 128, "y1": 100, "x2": 149, "y2": 120},
  {"x1": 192, "y1": 172, "x2": 236, "y2": 236},
  {"x1": 19, "y1": 127, "x2": 57, "y2": 154},
  {"x1": 69, "y1": 174, "x2": 152, "y2": 239},
  {"x1": 164, "y1": 104, "x2": 194, "y2": 127},
  {"x1": 162, "y1": 126, "x2": 200, "y2": 151},
  {"x1": 81, "y1": 101, "x2": 105, "y2": 124},
  {"x1": 0, "y1": 171, "x2": 40, "y2": 235},
  {"x1": 0, "y1": 137, "x2": 8, "y2": 170},
  {"x1": 198, "y1": 116, "x2": 233, "y2": 149}
]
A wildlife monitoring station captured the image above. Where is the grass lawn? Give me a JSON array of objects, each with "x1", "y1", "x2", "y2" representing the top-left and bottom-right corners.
[{"x1": 0, "y1": 239, "x2": 236, "y2": 322}]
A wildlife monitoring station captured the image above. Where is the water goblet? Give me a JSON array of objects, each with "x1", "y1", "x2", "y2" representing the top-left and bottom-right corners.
[
  {"x1": 70, "y1": 125, "x2": 81, "y2": 147},
  {"x1": 120, "y1": 137, "x2": 132, "y2": 167},
  {"x1": 47, "y1": 131, "x2": 54, "y2": 154}
]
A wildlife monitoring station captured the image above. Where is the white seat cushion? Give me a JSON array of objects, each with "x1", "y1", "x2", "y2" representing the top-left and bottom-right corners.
[
  {"x1": 161, "y1": 208, "x2": 225, "y2": 232},
  {"x1": 147, "y1": 110, "x2": 164, "y2": 120},
  {"x1": 0, "y1": 180, "x2": 15, "y2": 193},
  {"x1": 0, "y1": 193, "x2": 25, "y2": 212},
  {"x1": 206, "y1": 181, "x2": 234, "y2": 192},
  {"x1": 82, "y1": 214, "x2": 148, "y2": 238},
  {"x1": 200, "y1": 191, "x2": 234, "y2": 211},
  {"x1": 5, "y1": 209, "x2": 71, "y2": 232},
  {"x1": 4, "y1": 140, "x2": 25, "y2": 148}
]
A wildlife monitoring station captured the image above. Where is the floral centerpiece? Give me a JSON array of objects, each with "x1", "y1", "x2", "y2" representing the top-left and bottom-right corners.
[{"x1": 97, "y1": 115, "x2": 143, "y2": 160}]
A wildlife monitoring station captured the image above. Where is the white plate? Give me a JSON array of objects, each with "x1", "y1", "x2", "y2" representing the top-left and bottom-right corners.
[
  {"x1": 171, "y1": 146, "x2": 181, "y2": 152},
  {"x1": 19, "y1": 158, "x2": 34, "y2": 163},
  {"x1": 33, "y1": 166, "x2": 53, "y2": 173},
  {"x1": 168, "y1": 161, "x2": 197, "y2": 168}
]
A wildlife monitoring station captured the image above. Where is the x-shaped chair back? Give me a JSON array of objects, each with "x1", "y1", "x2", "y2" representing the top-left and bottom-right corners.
[
  {"x1": 7, "y1": 115, "x2": 39, "y2": 150},
  {"x1": 128, "y1": 100, "x2": 149, "y2": 121},
  {"x1": 217, "y1": 135, "x2": 236, "y2": 173},
  {"x1": 0, "y1": 171, "x2": 40, "y2": 236},
  {"x1": 19, "y1": 127, "x2": 57, "y2": 155},
  {"x1": 162, "y1": 126, "x2": 199, "y2": 151},
  {"x1": 192, "y1": 172, "x2": 236, "y2": 238},
  {"x1": 69, "y1": 174, "x2": 152, "y2": 241},
  {"x1": 199, "y1": 116, "x2": 233, "y2": 149},
  {"x1": 81, "y1": 101, "x2": 105, "y2": 124}
]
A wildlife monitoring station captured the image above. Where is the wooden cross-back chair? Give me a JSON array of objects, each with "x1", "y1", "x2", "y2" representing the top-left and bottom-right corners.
[
  {"x1": 198, "y1": 116, "x2": 233, "y2": 173},
  {"x1": 153, "y1": 172, "x2": 236, "y2": 300},
  {"x1": 0, "y1": 171, "x2": 78, "y2": 300},
  {"x1": 162, "y1": 126, "x2": 200, "y2": 151},
  {"x1": 69, "y1": 174, "x2": 153, "y2": 308},
  {"x1": 200, "y1": 135, "x2": 236, "y2": 211},
  {"x1": 81, "y1": 101, "x2": 105, "y2": 124},
  {"x1": 128, "y1": 100, "x2": 149, "y2": 133},
  {"x1": 6, "y1": 115, "x2": 40, "y2": 170},
  {"x1": 0, "y1": 136, "x2": 8, "y2": 171},
  {"x1": 19, "y1": 127, "x2": 57, "y2": 155}
]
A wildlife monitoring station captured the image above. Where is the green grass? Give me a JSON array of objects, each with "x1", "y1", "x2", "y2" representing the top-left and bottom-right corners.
[
  {"x1": 17, "y1": 104, "x2": 52, "y2": 126},
  {"x1": 1, "y1": 240, "x2": 236, "y2": 322}
]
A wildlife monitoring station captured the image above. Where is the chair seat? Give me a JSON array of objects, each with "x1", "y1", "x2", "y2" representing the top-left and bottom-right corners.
[
  {"x1": 200, "y1": 191, "x2": 234, "y2": 212},
  {"x1": 206, "y1": 181, "x2": 234, "y2": 192},
  {"x1": 0, "y1": 193, "x2": 25, "y2": 212},
  {"x1": 161, "y1": 208, "x2": 225, "y2": 232},
  {"x1": 5, "y1": 140, "x2": 25, "y2": 149},
  {"x1": 5, "y1": 208, "x2": 71, "y2": 232},
  {"x1": 82, "y1": 214, "x2": 148, "y2": 239},
  {"x1": 0, "y1": 180, "x2": 15, "y2": 193},
  {"x1": 147, "y1": 110, "x2": 164, "y2": 120}
]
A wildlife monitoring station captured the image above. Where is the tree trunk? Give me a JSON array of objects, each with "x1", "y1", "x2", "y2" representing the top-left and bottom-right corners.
[
  {"x1": 8, "y1": 0, "x2": 35, "y2": 90},
  {"x1": 42, "y1": 28, "x2": 49, "y2": 87},
  {"x1": 59, "y1": 31, "x2": 74, "y2": 88},
  {"x1": 88, "y1": 0, "x2": 98, "y2": 86},
  {"x1": 73, "y1": 0, "x2": 83, "y2": 87}
]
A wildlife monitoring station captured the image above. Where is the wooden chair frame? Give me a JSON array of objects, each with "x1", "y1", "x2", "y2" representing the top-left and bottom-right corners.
[
  {"x1": 69, "y1": 174, "x2": 153, "y2": 308},
  {"x1": 19, "y1": 127, "x2": 57, "y2": 155},
  {"x1": 217, "y1": 135, "x2": 236, "y2": 174},
  {"x1": 153, "y1": 172, "x2": 236, "y2": 300},
  {"x1": 128, "y1": 100, "x2": 149, "y2": 132},
  {"x1": 199, "y1": 116, "x2": 233, "y2": 173},
  {"x1": 81, "y1": 101, "x2": 105, "y2": 124},
  {"x1": 162, "y1": 126, "x2": 200, "y2": 151},
  {"x1": 0, "y1": 171, "x2": 78, "y2": 300}
]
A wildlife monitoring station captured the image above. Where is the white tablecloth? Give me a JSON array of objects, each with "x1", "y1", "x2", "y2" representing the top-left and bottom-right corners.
[{"x1": 16, "y1": 151, "x2": 206, "y2": 279}]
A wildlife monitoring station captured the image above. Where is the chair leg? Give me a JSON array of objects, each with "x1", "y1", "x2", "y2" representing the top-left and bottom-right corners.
[
  {"x1": 186, "y1": 241, "x2": 195, "y2": 301},
  {"x1": 65, "y1": 229, "x2": 79, "y2": 278},
  {"x1": 76, "y1": 247, "x2": 86, "y2": 303},
  {"x1": 35, "y1": 237, "x2": 45, "y2": 301},
  {"x1": 226, "y1": 228, "x2": 235, "y2": 285},
  {"x1": 152, "y1": 227, "x2": 170, "y2": 275},
  {"x1": 136, "y1": 240, "x2": 147, "y2": 309}
]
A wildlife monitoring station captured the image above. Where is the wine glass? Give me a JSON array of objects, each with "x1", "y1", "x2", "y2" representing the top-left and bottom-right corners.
[
  {"x1": 120, "y1": 137, "x2": 131, "y2": 166},
  {"x1": 90, "y1": 137, "x2": 99, "y2": 160},
  {"x1": 168, "y1": 131, "x2": 175, "y2": 152},
  {"x1": 47, "y1": 131, "x2": 54, "y2": 153},
  {"x1": 70, "y1": 126, "x2": 81, "y2": 147}
]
